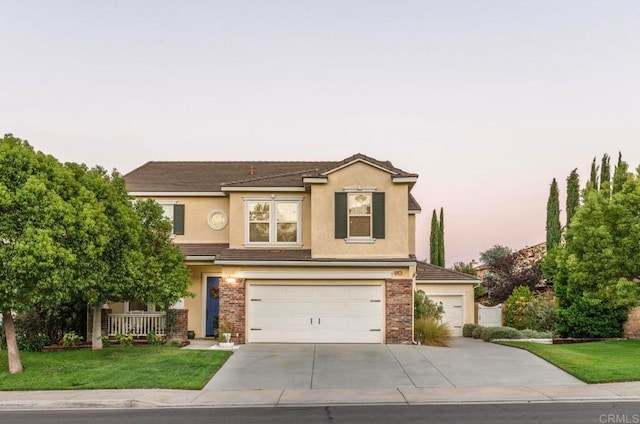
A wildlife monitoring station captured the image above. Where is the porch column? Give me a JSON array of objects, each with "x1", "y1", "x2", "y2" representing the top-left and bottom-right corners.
[
  {"x1": 219, "y1": 278, "x2": 246, "y2": 344},
  {"x1": 385, "y1": 279, "x2": 413, "y2": 344}
]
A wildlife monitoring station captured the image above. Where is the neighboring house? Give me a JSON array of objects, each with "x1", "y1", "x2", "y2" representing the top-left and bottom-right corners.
[
  {"x1": 415, "y1": 261, "x2": 479, "y2": 337},
  {"x1": 117, "y1": 153, "x2": 478, "y2": 344}
]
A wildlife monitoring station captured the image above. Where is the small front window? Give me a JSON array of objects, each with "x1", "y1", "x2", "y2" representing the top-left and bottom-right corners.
[{"x1": 348, "y1": 193, "x2": 372, "y2": 237}]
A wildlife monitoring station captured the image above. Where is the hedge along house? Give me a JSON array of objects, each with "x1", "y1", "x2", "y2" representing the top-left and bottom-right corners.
[{"x1": 121, "y1": 153, "x2": 478, "y2": 343}]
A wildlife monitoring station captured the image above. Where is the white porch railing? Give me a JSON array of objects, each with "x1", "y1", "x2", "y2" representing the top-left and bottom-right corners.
[{"x1": 107, "y1": 313, "x2": 166, "y2": 337}]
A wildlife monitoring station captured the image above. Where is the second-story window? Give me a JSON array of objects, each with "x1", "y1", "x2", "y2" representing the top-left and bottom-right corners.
[
  {"x1": 348, "y1": 193, "x2": 372, "y2": 237},
  {"x1": 246, "y1": 197, "x2": 302, "y2": 245},
  {"x1": 158, "y1": 201, "x2": 185, "y2": 236}
]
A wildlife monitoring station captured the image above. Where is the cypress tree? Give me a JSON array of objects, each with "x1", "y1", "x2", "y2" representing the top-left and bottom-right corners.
[
  {"x1": 612, "y1": 152, "x2": 629, "y2": 195},
  {"x1": 438, "y1": 207, "x2": 445, "y2": 267},
  {"x1": 566, "y1": 169, "x2": 580, "y2": 227},
  {"x1": 588, "y1": 157, "x2": 599, "y2": 191},
  {"x1": 600, "y1": 153, "x2": 611, "y2": 193},
  {"x1": 546, "y1": 178, "x2": 561, "y2": 249},
  {"x1": 429, "y1": 209, "x2": 439, "y2": 265}
]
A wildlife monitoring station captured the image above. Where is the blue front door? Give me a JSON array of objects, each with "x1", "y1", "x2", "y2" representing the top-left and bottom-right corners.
[{"x1": 206, "y1": 277, "x2": 220, "y2": 337}]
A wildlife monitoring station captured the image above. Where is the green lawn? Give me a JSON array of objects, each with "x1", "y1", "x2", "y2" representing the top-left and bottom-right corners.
[
  {"x1": 0, "y1": 345, "x2": 232, "y2": 390},
  {"x1": 500, "y1": 340, "x2": 640, "y2": 383}
]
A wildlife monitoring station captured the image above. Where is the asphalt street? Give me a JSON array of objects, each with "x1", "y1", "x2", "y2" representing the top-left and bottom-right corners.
[{"x1": 2, "y1": 403, "x2": 640, "y2": 424}]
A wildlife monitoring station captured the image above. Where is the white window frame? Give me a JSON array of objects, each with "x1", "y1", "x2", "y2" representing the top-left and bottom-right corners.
[
  {"x1": 243, "y1": 196, "x2": 303, "y2": 246},
  {"x1": 158, "y1": 200, "x2": 178, "y2": 237}
]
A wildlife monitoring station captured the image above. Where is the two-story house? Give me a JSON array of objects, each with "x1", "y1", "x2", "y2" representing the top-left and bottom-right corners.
[{"x1": 120, "y1": 153, "x2": 477, "y2": 343}]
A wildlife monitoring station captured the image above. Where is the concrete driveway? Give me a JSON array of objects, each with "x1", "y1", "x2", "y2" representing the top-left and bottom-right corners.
[{"x1": 204, "y1": 338, "x2": 583, "y2": 390}]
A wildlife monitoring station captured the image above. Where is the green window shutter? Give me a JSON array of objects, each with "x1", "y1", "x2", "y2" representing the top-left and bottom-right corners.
[
  {"x1": 372, "y1": 192, "x2": 385, "y2": 239},
  {"x1": 173, "y1": 204, "x2": 185, "y2": 235},
  {"x1": 335, "y1": 192, "x2": 347, "y2": 238}
]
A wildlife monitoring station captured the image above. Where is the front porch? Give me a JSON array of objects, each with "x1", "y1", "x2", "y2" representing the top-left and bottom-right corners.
[{"x1": 101, "y1": 309, "x2": 189, "y2": 340}]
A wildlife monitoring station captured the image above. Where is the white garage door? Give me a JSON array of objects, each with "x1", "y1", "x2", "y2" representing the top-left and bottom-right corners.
[
  {"x1": 248, "y1": 284, "x2": 384, "y2": 343},
  {"x1": 429, "y1": 295, "x2": 464, "y2": 337}
]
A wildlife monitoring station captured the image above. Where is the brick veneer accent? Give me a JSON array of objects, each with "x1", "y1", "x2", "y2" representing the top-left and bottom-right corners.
[
  {"x1": 385, "y1": 279, "x2": 413, "y2": 344},
  {"x1": 174, "y1": 309, "x2": 188, "y2": 341},
  {"x1": 624, "y1": 306, "x2": 640, "y2": 339},
  {"x1": 219, "y1": 278, "x2": 246, "y2": 344}
]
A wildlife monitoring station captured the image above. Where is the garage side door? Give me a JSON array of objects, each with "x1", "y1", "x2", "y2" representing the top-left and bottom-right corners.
[
  {"x1": 429, "y1": 295, "x2": 464, "y2": 337},
  {"x1": 248, "y1": 284, "x2": 384, "y2": 343}
]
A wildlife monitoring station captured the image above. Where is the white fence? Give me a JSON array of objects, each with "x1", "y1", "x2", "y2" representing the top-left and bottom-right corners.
[
  {"x1": 107, "y1": 313, "x2": 166, "y2": 337},
  {"x1": 477, "y1": 304, "x2": 503, "y2": 327}
]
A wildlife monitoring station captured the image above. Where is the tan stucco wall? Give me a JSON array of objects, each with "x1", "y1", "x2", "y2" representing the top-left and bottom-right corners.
[
  {"x1": 184, "y1": 265, "x2": 222, "y2": 338},
  {"x1": 222, "y1": 265, "x2": 412, "y2": 280},
  {"x1": 144, "y1": 196, "x2": 230, "y2": 243},
  {"x1": 408, "y1": 214, "x2": 416, "y2": 256},
  {"x1": 109, "y1": 303, "x2": 125, "y2": 314},
  {"x1": 227, "y1": 192, "x2": 311, "y2": 249},
  {"x1": 416, "y1": 283, "x2": 476, "y2": 326},
  {"x1": 310, "y1": 162, "x2": 410, "y2": 259}
]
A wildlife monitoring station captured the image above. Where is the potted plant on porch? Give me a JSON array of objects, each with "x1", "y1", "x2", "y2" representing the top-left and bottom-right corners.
[{"x1": 218, "y1": 320, "x2": 234, "y2": 348}]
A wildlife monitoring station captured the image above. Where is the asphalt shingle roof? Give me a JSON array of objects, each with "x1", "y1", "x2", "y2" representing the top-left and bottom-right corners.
[
  {"x1": 215, "y1": 249, "x2": 413, "y2": 263},
  {"x1": 416, "y1": 261, "x2": 479, "y2": 281},
  {"x1": 124, "y1": 153, "x2": 418, "y2": 192},
  {"x1": 177, "y1": 243, "x2": 229, "y2": 257}
]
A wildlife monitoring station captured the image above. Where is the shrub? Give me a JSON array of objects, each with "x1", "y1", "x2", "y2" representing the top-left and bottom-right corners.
[
  {"x1": 556, "y1": 297, "x2": 627, "y2": 338},
  {"x1": 62, "y1": 331, "x2": 83, "y2": 347},
  {"x1": 520, "y1": 329, "x2": 553, "y2": 339},
  {"x1": 115, "y1": 333, "x2": 134, "y2": 346},
  {"x1": 462, "y1": 323, "x2": 478, "y2": 337},
  {"x1": 101, "y1": 335, "x2": 111, "y2": 346},
  {"x1": 17, "y1": 334, "x2": 49, "y2": 352},
  {"x1": 504, "y1": 287, "x2": 556, "y2": 331},
  {"x1": 472, "y1": 326, "x2": 484, "y2": 339},
  {"x1": 414, "y1": 290, "x2": 444, "y2": 321},
  {"x1": 146, "y1": 331, "x2": 165, "y2": 345},
  {"x1": 481, "y1": 326, "x2": 523, "y2": 342},
  {"x1": 414, "y1": 317, "x2": 451, "y2": 347}
]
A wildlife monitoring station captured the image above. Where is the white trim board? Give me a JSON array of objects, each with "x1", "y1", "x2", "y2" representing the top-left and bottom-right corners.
[{"x1": 236, "y1": 271, "x2": 393, "y2": 279}]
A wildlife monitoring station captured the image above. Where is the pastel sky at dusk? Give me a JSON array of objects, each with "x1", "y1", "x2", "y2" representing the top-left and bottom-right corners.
[{"x1": 2, "y1": 1, "x2": 639, "y2": 265}]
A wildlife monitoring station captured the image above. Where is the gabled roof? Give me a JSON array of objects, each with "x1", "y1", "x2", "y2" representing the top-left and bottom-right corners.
[
  {"x1": 124, "y1": 153, "x2": 418, "y2": 193},
  {"x1": 321, "y1": 153, "x2": 418, "y2": 179},
  {"x1": 416, "y1": 261, "x2": 480, "y2": 282}
]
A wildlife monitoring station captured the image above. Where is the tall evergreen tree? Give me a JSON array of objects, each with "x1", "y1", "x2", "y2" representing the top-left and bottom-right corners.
[
  {"x1": 566, "y1": 169, "x2": 580, "y2": 227},
  {"x1": 588, "y1": 157, "x2": 599, "y2": 191},
  {"x1": 612, "y1": 151, "x2": 629, "y2": 195},
  {"x1": 600, "y1": 153, "x2": 611, "y2": 193},
  {"x1": 546, "y1": 178, "x2": 561, "y2": 249},
  {"x1": 438, "y1": 207, "x2": 445, "y2": 267},
  {"x1": 429, "y1": 209, "x2": 439, "y2": 265}
]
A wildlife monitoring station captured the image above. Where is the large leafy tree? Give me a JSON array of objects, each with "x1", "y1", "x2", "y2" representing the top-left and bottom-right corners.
[
  {"x1": 566, "y1": 169, "x2": 580, "y2": 227},
  {"x1": 0, "y1": 135, "x2": 108, "y2": 372},
  {"x1": 132, "y1": 199, "x2": 191, "y2": 310},
  {"x1": 544, "y1": 168, "x2": 640, "y2": 337},
  {"x1": 68, "y1": 167, "x2": 191, "y2": 350},
  {"x1": 546, "y1": 178, "x2": 561, "y2": 249},
  {"x1": 429, "y1": 209, "x2": 439, "y2": 266}
]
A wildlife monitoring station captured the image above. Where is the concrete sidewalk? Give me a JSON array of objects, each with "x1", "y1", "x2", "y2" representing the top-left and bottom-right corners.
[{"x1": 1, "y1": 383, "x2": 640, "y2": 409}]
